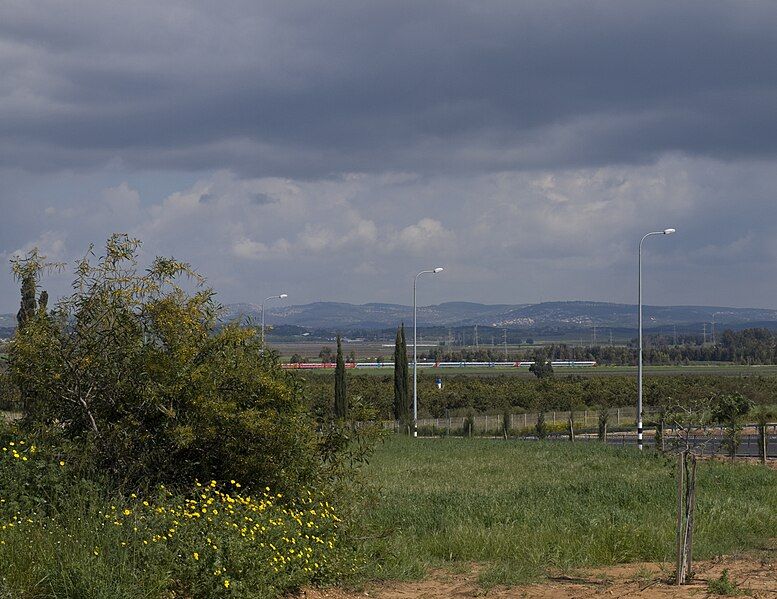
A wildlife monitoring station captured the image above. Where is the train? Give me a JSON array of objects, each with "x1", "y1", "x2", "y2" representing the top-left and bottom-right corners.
[{"x1": 282, "y1": 360, "x2": 596, "y2": 369}]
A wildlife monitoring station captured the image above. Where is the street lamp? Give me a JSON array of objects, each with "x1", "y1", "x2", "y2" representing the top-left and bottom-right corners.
[
  {"x1": 414, "y1": 267, "x2": 444, "y2": 438},
  {"x1": 261, "y1": 294, "x2": 288, "y2": 347},
  {"x1": 638, "y1": 228, "x2": 675, "y2": 450}
]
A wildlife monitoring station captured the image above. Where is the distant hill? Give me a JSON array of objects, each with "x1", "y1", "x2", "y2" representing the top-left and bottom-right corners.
[
  {"x1": 222, "y1": 301, "x2": 777, "y2": 331},
  {"x1": 3, "y1": 301, "x2": 777, "y2": 338}
]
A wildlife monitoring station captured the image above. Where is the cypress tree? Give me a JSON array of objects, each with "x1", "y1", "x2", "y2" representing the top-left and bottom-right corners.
[
  {"x1": 393, "y1": 323, "x2": 410, "y2": 431},
  {"x1": 400, "y1": 324, "x2": 410, "y2": 421},
  {"x1": 16, "y1": 274, "x2": 37, "y2": 329},
  {"x1": 334, "y1": 334, "x2": 347, "y2": 419},
  {"x1": 393, "y1": 326, "x2": 403, "y2": 421}
]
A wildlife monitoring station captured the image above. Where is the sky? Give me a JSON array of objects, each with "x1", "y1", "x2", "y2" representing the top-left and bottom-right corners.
[{"x1": 2, "y1": 0, "x2": 777, "y2": 312}]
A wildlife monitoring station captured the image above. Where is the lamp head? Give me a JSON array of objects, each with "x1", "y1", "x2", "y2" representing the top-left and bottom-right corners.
[
  {"x1": 433, "y1": 267, "x2": 444, "y2": 273},
  {"x1": 279, "y1": 294, "x2": 288, "y2": 299},
  {"x1": 663, "y1": 228, "x2": 676, "y2": 235}
]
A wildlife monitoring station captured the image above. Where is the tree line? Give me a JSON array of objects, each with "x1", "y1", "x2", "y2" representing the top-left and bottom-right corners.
[{"x1": 420, "y1": 328, "x2": 777, "y2": 365}]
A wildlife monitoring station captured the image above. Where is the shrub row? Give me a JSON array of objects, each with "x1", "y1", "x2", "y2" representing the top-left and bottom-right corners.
[{"x1": 301, "y1": 372, "x2": 777, "y2": 419}]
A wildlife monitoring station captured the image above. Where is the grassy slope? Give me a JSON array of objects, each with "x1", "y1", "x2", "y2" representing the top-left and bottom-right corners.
[{"x1": 358, "y1": 437, "x2": 777, "y2": 586}]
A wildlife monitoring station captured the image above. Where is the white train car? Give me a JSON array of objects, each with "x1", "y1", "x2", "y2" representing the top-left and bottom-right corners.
[{"x1": 287, "y1": 360, "x2": 598, "y2": 369}]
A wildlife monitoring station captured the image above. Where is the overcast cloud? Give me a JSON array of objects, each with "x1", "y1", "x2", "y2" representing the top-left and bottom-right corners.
[{"x1": 2, "y1": 1, "x2": 777, "y2": 312}]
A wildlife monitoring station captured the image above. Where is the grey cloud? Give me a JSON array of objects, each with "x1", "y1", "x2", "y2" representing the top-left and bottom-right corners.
[
  {"x1": 3, "y1": 2, "x2": 777, "y2": 313},
  {"x1": 3, "y1": 1, "x2": 777, "y2": 175}
]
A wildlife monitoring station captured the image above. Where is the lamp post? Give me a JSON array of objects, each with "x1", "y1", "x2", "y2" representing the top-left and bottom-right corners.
[
  {"x1": 261, "y1": 294, "x2": 288, "y2": 348},
  {"x1": 414, "y1": 267, "x2": 444, "y2": 438},
  {"x1": 638, "y1": 229, "x2": 675, "y2": 450}
]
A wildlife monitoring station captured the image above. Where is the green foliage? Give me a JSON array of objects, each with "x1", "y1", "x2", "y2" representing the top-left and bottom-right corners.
[
  {"x1": 0, "y1": 371, "x2": 21, "y2": 411},
  {"x1": 712, "y1": 393, "x2": 754, "y2": 457},
  {"x1": 16, "y1": 274, "x2": 36, "y2": 329},
  {"x1": 38, "y1": 289, "x2": 48, "y2": 313},
  {"x1": 597, "y1": 404, "x2": 609, "y2": 441},
  {"x1": 535, "y1": 410, "x2": 547, "y2": 439},
  {"x1": 528, "y1": 350, "x2": 554, "y2": 379},
  {"x1": 0, "y1": 426, "x2": 350, "y2": 598},
  {"x1": 334, "y1": 335, "x2": 347, "y2": 419},
  {"x1": 462, "y1": 410, "x2": 475, "y2": 437},
  {"x1": 6, "y1": 236, "x2": 330, "y2": 496},
  {"x1": 303, "y1": 371, "x2": 777, "y2": 422},
  {"x1": 11, "y1": 248, "x2": 63, "y2": 330},
  {"x1": 501, "y1": 405, "x2": 511, "y2": 438},
  {"x1": 707, "y1": 569, "x2": 743, "y2": 596},
  {"x1": 393, "y1": 324, "x2": 409, "y2": 429}
]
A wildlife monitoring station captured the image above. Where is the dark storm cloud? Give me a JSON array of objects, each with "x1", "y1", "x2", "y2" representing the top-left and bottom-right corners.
[{"x1": 3, "y1": 1, "x2": 777, "y2": 176}]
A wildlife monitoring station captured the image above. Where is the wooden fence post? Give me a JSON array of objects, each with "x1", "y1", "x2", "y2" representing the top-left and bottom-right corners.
[
  {"x1": 675, "y1": 451, "x2": 686, "y2": 585},
  {"x1": 684, "y1": 455, "x2": 697, "y2": 580}
]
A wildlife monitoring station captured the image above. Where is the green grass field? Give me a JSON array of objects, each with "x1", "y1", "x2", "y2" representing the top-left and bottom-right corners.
[{"x1": 356, "y1": 437, "x2": 777, "y2": 587}]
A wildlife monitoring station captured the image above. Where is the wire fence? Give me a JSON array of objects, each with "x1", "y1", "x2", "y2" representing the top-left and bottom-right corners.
[
  {"x1": 378, "y1": 408, "x2": 777, "y2": 458},
  {"x1": 380, "y1": 406, "x2": 648, "y2": 433}
]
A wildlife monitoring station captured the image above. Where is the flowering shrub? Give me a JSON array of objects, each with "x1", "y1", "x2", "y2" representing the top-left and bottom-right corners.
[
  {"x1": 0, "y1": 430, "x2": 348, "y2": 598},
  {"x1": 121, "y1": 482, "x2": 342, "y2": 596}
]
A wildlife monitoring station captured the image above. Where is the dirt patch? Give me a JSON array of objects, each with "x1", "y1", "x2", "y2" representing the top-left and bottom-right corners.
[{"x1": 301, "y1": 553, "x2": 777, "y2": 598}]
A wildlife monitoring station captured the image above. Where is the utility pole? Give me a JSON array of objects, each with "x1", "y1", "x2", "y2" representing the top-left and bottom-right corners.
[
  {"x1": 702, "y1": 323, "x2": 707, "y2": 344},
  {"x1": 638, "y1": 228, "x2": 677, "y2": 451},
  {"x1": 673, "y1": 324, "x2": 677, "y2": 345},
  {"x1": 609, "y1": 329, "x2": 613, "y2": 346},
  {"x1": 503, "y1": 329, "x2": 508, "y2": 361},
  {"x1": 592, "y1": 324, "x2": 597, "y2": 345},
  {"x1": 474, "y1": 325, "x2": 479, "y2": 348},
  {"x1": 413, "y1": 267, "x2": 444, "y2": 438}
]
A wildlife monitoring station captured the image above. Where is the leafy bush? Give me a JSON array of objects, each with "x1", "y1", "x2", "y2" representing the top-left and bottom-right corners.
[
  {"x1": 7, "y1": 236, "x2": 333, "y2": 495},
  {"x1": 0, "y1": 371, "x2": 20, "y2": 411},
  {"x1": 707, "y1": 569, "x2": 742, "y2": 596},
  {"x1": 712, "y1": 393, "x2": 754, "y2": 457}
]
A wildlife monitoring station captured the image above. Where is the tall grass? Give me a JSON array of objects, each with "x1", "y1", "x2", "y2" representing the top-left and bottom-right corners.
[{"x1": 357, "y1": 437, "x2": 777, "y2": 586}]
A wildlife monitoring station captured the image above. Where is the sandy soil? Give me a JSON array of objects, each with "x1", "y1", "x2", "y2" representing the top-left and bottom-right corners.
[{"x1": 301, "y1": 551, "x2": 777, "y2": 598}]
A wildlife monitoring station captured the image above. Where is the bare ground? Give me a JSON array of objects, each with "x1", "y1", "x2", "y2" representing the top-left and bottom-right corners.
[{"x1": 301, "y1": 550, "x2": 777, "y2": 598}]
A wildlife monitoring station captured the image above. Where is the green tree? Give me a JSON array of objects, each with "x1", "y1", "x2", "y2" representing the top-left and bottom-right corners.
[
  {"x1": 529, "y1": 350, "x2": 554, "y2": 379},
  {"x1": 393, "y1": 324, "x2": 410, "y2": 431},
  {"x1": 334, "y1": 334, "x2": 347, "y2": 419},
  {"x1": 501, "y1": 404, "x2": 511, "y2": 439},
  {"x1": 712, "y1": 392, "x2": 754, "y2": 458},
  {"x1": 535, "y1": 409, "x2": 548, "y2": 440},
  {"x1": 16, "y1": 274, "x2": 36, "y2": 329}
]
